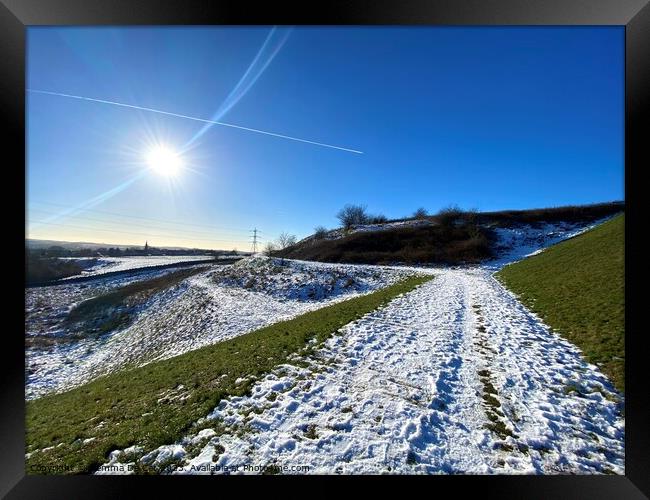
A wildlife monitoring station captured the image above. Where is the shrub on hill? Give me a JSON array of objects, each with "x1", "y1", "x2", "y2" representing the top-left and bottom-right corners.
[
  {"x1": 436, "y1": 204, "x2": 464, "y2": 227},
  {"x1": 284, "y1": 223, "x2": 493, "y2": 265},
  {"x1": 336, "y1": 204, "x2": 370, "y2": 229},
  {"x1": 367, "y1": 214, "x2": 388, "y2": 224},
  {"x1": 314, "y1": 226, "x2": 328, "y2": 240},
  {"x1": 413, "y1": 207, "x2": 428, "y2": 219}
]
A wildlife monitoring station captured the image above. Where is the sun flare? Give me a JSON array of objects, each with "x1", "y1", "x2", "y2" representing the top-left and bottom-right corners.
[{"x1": 146, "y1": 146, "x2": 183, "y2": 177}]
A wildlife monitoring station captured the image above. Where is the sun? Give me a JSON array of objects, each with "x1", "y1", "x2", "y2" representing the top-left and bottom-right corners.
[{"x1": 146, "y1": 145, "x2": 183, "y2": 177}]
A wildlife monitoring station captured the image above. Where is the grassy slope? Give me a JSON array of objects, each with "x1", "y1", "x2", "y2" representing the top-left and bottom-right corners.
[
  {"x1": 26, "y1": 275, "x2": 432, "y2": 474},
  {"x1": 496, "y1": 214, "x2": 624, "y2": 392}
]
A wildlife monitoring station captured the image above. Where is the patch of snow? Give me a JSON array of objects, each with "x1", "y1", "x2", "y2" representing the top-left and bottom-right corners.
[
  {"x1": 26, "y1": 257, "x2": 416, "y2": 399},
  {"x1": 60, "y1": 255, "x2": 215, "y2": 279},
  {"x1": 114, "y1": 265, "x2": 622, "y2": 475},
  {"x1": 300, "y1": 219, "x2": 435, "y2": 243},
  {"x1": 95, "y1": 217, "x2": 624, "y2": 475},
  {"x1": 485, "y1": 216, "x2": 616, "y2": 271}
]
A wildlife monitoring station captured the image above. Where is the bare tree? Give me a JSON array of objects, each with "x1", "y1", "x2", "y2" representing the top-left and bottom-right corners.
[
  {"x1": 277, "y1": 232, "x2": 297, "y2": 250},
  {"x1": 263, "y1": 241, "x2": 276, "y2": 257},
  {"x1": 314, "y1": 226, "x2": 328, "y2": 240},
  {"x1": 275, "y1": 232, "x2": 297, "y2": 265},
  {"x1": 336, "y1": 204, "x2": 369, "y2": 229},
  {"x1": 413, "y1": 207, "x2": 428, "y2": 220},
  {"x1": 465, "y1": 207, "x2": 479, "y2": 223},
  {"x1": 437, "y1": 204, "x2": 464, "y2": 228}
]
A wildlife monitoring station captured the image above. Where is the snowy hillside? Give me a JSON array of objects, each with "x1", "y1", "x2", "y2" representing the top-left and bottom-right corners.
[
  {"x1": 98, "y1": 266, "x2": 623, "y2": 475},
  {"x1": 298, "y1": 219, "x2": 435, "y2": 243},
  {"x1": 25, "y1": 258, "x2": 416, "y2": 399},
  {"x1": 25, "y1": 215, "x2": 625, "y2": 475},
  {"x1": 90, "y1": 217, "x2": 624, "y2": 475},
  {"x1": 25, "y1": 220, "x2": 612, "y2": 400},
  {"x1": 486, "y1": 216, "x2": 615, "y2": 269},
  {"x1": 59, "y1": 255, "x2": 215, "y2": 279},
  {"x1": 211, "y1": 255, "x2": 410, "y2": 300}
]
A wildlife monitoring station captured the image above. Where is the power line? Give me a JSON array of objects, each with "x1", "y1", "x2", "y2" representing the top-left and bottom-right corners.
[
  {"x1": 250, "y1": 228, "x2": 261, "y2": 253},
  {"x1": 27, "y1": 207, "x2": 249, "y2": 239},
  {"x1": 28, "y1": 200, "x2": 252, "y2": 234},
  {"x1": 27, "y1": 219, "x2": 251, "y2": 245}
]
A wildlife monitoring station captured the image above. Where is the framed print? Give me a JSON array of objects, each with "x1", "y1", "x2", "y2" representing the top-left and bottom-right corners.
[{"x1": 2, "y1": 0, "x2": 649, "y2": 497}]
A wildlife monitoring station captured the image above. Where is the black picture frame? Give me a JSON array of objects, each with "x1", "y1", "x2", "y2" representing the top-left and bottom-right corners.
[{"x1": 3, "y1": 0, "x2": 648, "y2": 497}]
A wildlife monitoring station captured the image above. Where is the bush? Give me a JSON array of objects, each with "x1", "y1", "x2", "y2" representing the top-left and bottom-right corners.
[
  {"x1": 436, "y1": 204, "x2": 464, "y2": 227},
  {"x1": 263, "y1": 242, "x2": 276, "y2": 257},
  {"x1": 413, "y1": 207, "x2": 428, "y2": 219},
  {"x1": 336, "y1": 204, "x2": 369, "y2": 229},
  {"x1": 367, "y1": 214, "x2": 388, "y2": 224},
  {"x1": 464, "y1": 208, "x2": 478, "y2": 222},
  {"x1": 283, "y1": 223, "x2": 494, "y2": 265},
  {"x1": 314, "y1": 226, "x2": 328, "y2": 240}
]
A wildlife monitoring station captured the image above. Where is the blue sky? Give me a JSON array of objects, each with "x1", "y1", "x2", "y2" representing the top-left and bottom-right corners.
[{"x1": 26, "y1": 26, "x2": 624, "y2": 250}]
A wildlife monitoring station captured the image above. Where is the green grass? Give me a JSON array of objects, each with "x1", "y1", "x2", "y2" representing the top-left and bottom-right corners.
[
  {"x1": 496, "y1": 214, "x2": 624, "y2": 392},
  {"x1": 26, "y1": 274, "x2": 432, "y2": 474}
]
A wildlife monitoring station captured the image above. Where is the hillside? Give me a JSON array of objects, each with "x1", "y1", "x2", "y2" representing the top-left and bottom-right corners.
[
  {"x1": 283, "y1": 201, "x2": 624, "y2": 265},
  {"x1": 26, "y1": 257, "x2": 418, "y2": 399},
  {"x1": 284, "y1": 222, "x2": 493, "y2": 265},
  {"x1": 26, "y1": 275, "x2": 431, "y2": 474},
  {"x1": 496, "y1": 214, "x2": 624, "y2": 391},
  {"x1": 25, "y1": 222, "x2": 625, "y2": 474}
]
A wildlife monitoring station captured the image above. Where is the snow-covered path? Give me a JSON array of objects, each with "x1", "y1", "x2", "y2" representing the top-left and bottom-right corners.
[{"x1": 119, "y1": 267, "x2": 624, "y2": 475}]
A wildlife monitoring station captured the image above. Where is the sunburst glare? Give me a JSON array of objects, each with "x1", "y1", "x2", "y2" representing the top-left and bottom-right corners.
[{"x1": 146, "y1": 145, "x2": 183, "y2": 177}]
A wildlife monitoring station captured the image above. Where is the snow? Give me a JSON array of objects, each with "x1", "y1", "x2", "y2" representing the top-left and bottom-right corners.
[
  {"x1": 60, "y1": 255, "x2": 215, "y2": 279},
  {"x1": 116, "y1": 266, "x2": 622, "y2": 475},
  {"x1": 299, "y1": 219, "x2": 434, "y2": 243},
  {"x1": 26, "y1": 217, "x2": 625, "y2": 474},
  {"x1": 25, "y1": 257, "x2": 415, "y2": 399},
  {"x1": 485, "y1": 217, "x2": 615, "y2": 270},
  {"x1": 94, "y1": 218, "x2": 624, "y2": 475}
]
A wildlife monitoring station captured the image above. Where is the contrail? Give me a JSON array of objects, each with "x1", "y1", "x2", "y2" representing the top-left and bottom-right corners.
[
  {"x1": 187, "y1": 27, "x2": 293, "y2": 146},
  {"x1": 27, "y1": 88, "x2": 364, "y2": 154},
  {"x1": 28, "y1": 170, "x2": 148, "y2": 229}
]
